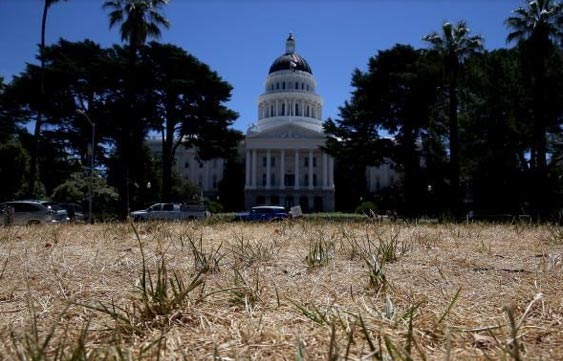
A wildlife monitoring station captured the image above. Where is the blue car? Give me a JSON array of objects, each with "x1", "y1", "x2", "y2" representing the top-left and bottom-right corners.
[{"x1": 234, "y1": 206, "x2": 289, "y2": 222}]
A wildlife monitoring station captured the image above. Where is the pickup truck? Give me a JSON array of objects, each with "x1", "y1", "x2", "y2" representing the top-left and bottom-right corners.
[{"x1": 130, "y1": 203, "x2": 210, "y2": 221}]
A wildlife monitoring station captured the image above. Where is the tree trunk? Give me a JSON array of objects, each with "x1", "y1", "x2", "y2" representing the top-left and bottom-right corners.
[
  {"x1": 449, "y1": 83, "x2": 462, "y2": 218},
  {"x1": 162, "y1": 102, "x2": 175, "y2": 202},
  {"x1": 28, "y1": 1, "x2": 50, "y2": 196}
]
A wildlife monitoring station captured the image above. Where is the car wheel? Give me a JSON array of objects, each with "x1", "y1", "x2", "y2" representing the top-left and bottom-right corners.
[{"x1": 27, "y1": 220, "x2": 41, "y2": 225}]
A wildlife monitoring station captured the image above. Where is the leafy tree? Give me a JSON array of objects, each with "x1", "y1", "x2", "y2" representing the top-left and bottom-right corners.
[
  {"x1": 103, "y1": 0, "x2": 170, "y2": 216},
  {"x1": 139, "y1": 42, "x2": 241, "y2": 201},
  {"x1": 324, "y1": 91, "x2": 392, "y2": 210},
  {"x1": 324, "y1": 45, "x2": 439, "y2": 215},
  {"x1": 0, "y1": 75, "x2": 19, "y2": 142},
  {"x1": 506, "y1": 0, "x2": 563, "y2": 213},
  {"x1": 51, "y1": 171, "x2": 119, "y2": 217},
  {"x1": 0, "y1": 140, "x2": 30, "y2": 201},
  {"x1": 218, "y1": 158, "x2": 245, "y2": 211},
  {"x1": 461, "y1": 49, "x2": 531, "y2": 214},
  {"x1": 423, "y1": 21, "x2": 484, "y2": 217},
  {"x1": 3, "y1": 40, "x2": 121, "y2": 197}
]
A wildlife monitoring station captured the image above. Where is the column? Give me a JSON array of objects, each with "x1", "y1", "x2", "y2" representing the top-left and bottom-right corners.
[
  {"x1": 329, "y1": 156, "x2": 334, "y2": 188},
  {"x1": 266, "y1": 149, "x2": 271, "y2": 189},
  {"x1": 245, "y1": 150, "x2": 250, "y2": 187},
  {"x1": 308, "y1": 150, "x2": 314, "y2": 190},
  {"x1": 323, "y1": 153, "x2": 328, "y2": 187},
  {"x1": 280, "y1": 149, "x2": 285, "y2": 189},
  {"x1": 252, "y1": 149, "x2": 257, "y2": 188},
  {"x1": 294, "y1": 150, "x2": 299, "y2": 190}
]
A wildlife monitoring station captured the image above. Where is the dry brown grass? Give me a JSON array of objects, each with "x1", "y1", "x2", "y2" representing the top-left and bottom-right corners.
[{"x1": 0, "y1": 220, "x2": 562, "y2": 360}]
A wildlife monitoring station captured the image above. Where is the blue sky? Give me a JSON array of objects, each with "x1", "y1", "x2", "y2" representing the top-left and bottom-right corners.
[{"x1": 0, "y1": 0, "x2": 522, "y2": 132}]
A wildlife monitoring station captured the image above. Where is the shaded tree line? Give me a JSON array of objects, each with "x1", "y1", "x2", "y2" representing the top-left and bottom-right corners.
[
  {"x1": 325, "y1": 0, "x2": 563, "y2": 220},
  {"x1": 0, "y1": 39, "x2": 241, "y2": 217}
]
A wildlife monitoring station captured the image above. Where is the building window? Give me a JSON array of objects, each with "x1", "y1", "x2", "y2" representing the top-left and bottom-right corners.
[
  {"x1": 306, "y1": 106, "x2": 310, "y2": 117},
  {"x1": 300, "y1": 196, "x2": 309, "y2": 212},
  {"x1": 281, "y1": 103, "x2": 285, "y2": 116},
  {"x1": 304, "y1": 174, "x2": 309, "y2": 186},
  {"x1": 262, "y1": 157, "x2": 267, "y2": 167},
  {"x1": 184, "y1": 161, "x2": 189, "y2": 168},
  {"x1": 271, "y1": 156, "x2": 276, "y2": 167},
  {"x1": 276, "y1": 83, "x2": 279, "y2": 90},
  {"x1": 285, "y1": 174, "x2": 295, "y2": 186},
  {"x1": 270, "y1": 105, "x2": 274, "y2": 116},
  {"x1": 313, "y1": 157, "x2": 317, "y2": 167},
  {"x1": 295, "y1": 82, "x2": 298, "y2": 89},
  {"x1": 285, "y1": 196, "x2": 294, "y2": 208},
  {"x1": 199, "y1": 162, "x2": 203, "y2": 169},
  {"x1": 295, "y1": 103, "x2": 299, "y2": 116},
  {"x1": 262, "y1": 173, "x2": 267, "y2": 186},
  {"x1": 212, "y1": 175, "x2": 217, "y2": 189},
  {"x1": 282, "y1": 82, "x2": 285, "y2": 89},
  {"x1": 313, "y1": 174, "x2": 317, "y2": 186},
  {"x1": 307, "y1": 84, "x2": 310, "y2": 91},
  {"x1": 304, "y1": 157, "x2": 309, "y2": 167},
  {"x1": 301, "y1": 83, "x2": 304, "y2": 90},
  {"x1": 270, "y1": 173, "x2": 276, "y2": 186},
  {"x1": 198, "y1": 175, "x2": 203, "y2": 187}
]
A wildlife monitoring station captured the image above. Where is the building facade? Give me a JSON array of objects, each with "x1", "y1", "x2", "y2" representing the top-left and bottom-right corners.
[
  {"x1": 244, "y1": 34, "x2": 335, "y2": 211},
  {"x1": 147, "y1": 34, "x2": 396, "y2": 211}
]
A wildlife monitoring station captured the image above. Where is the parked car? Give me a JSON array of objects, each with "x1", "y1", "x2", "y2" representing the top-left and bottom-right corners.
[
  {"x1": 37, "y1": 201, "x2": 70, "y2": 223},
  {"x1": 130, "y1": 203, "x2": 210, "y2": 221},
  {"x1": 58, "y1": 203, "x2": 87, "y2": 223},
  {"x1": 1, "y1": 200, "x2": 59, "y2": 226},
  {"x1": 234, "y1": 206, "x2": 289, "y2": 222}
]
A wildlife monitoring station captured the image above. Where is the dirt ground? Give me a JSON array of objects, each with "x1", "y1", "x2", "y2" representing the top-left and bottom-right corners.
[{"x1": 0, "y1": 220, "x2": 561, "y2": 360}]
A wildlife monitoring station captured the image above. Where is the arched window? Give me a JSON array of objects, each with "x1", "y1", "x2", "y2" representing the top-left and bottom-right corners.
[
  {"x1": 270, "y1": 105, "x2": 274, "y2": 116},
  {"x1": 295, "y1": 103, "x2": 300, "y2": 116},
  {"x1": 301, "y1": 83, "x2": 304, "y2": 90},
  {"x1": 295, "y1": 82, "x2": 298, "y2": 89},
  {"x1": 281, "y1": 103, "x2": 285, "y2": 116},
  {"x1": 276, "y1": 83, "x2": 279, "y2": 90},
  {"x1": 282, "y1": 82, "x2": 285, "y2": 89}
]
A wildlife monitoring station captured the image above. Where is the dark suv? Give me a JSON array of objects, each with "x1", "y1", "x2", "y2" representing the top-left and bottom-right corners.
[{"x1": 234, "y1": 206, "x2": 289, "y2": 222}]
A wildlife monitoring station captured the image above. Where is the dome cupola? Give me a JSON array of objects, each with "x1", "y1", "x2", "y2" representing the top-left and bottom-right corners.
[{"x1": 269, "y1": 33, "x2": 312, "y2": 74}]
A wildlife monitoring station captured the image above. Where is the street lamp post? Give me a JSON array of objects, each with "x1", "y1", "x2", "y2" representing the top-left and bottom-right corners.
[{"x1": 76, "y1": 109, "x2": 95, "y2": 224}]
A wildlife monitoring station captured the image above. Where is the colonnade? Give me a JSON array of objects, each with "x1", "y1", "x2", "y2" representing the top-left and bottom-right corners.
[
  {"x1": 258, "y1": 98, "x2": 322, "y2": 120},
  {"x1": 245, "y1": 149, "x2": 334, "y2": 190}
]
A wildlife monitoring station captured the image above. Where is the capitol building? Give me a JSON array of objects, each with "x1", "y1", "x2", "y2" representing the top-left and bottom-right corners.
[{"x1": 148, "y1": 34, "x2": 395, "y2": 212}]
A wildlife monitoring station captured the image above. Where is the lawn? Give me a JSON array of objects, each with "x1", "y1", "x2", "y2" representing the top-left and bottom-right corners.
[{"x1": 0, "y1": 219, "x2": 561, "y2": 360}]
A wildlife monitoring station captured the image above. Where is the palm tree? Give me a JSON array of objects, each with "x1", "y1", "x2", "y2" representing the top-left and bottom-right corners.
[
  {"x1": 506, "y1": 0, "x2": 562, "y2": 187},
  {"x1": 28, "y1": 0, "x2": 67, "y2": 197},
  {"x1": 423, "y1": 21, "x2": 483, "y2": 217},
  {"x1": 102, "y1": 0, "x2": 170, "y2": 215},
  {"x1": 103, "y1": 0, "x2": 169, "y2": 63}
]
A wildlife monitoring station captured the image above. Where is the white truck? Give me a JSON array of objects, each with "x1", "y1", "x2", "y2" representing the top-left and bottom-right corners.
[{"x1": 130, "y1": 203, "x2": 210, "y2": 221}]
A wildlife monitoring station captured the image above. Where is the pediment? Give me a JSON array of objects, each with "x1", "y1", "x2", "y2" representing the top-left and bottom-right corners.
[{"x1": 248, "y1": 122, "x2": 325, "y2": 140}]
